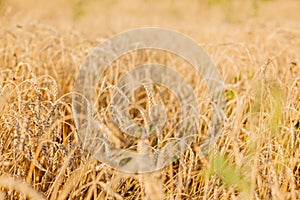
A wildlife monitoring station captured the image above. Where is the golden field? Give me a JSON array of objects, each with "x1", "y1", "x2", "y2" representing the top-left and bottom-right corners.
[{"x1": 0, "y1": 0, "x2": 299, "y2": 199}]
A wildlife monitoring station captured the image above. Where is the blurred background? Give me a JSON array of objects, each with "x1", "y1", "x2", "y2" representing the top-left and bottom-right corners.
[{"x1": 1, "y1": 0, "x2": 299, "y2": 37}]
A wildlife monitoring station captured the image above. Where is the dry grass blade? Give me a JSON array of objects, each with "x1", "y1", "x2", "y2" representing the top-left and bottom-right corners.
[{"x1": 0, "y1": 175, "x2": 46, "y2": 200}]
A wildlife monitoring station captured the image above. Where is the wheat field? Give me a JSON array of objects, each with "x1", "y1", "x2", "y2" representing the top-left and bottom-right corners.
[{"x1": 0, "y1": 0, "x2": 299, "y2": 199}]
